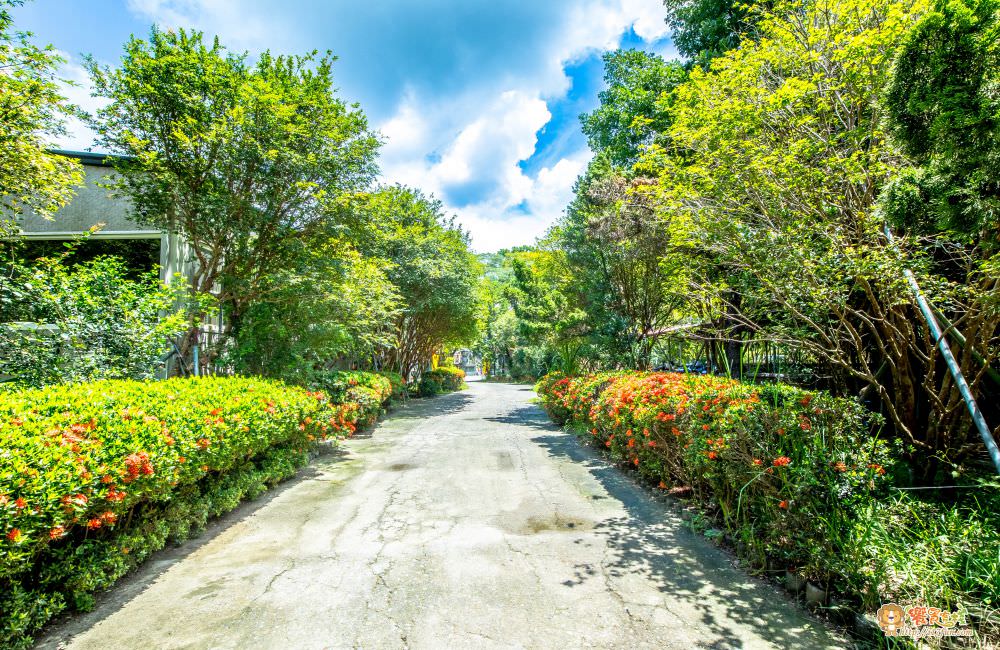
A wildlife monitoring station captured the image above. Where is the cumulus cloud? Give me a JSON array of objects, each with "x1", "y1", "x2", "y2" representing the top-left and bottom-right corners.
[
  {"x1": 61, "y1": 0, "x2": 675, "y2": 252},
  {"x1": 370, "y1": 0, "x2": 672, "y2": 251}
]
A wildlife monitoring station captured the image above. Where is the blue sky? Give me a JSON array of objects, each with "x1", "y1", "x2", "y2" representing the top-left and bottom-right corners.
[{"x1": 15, "y1": 0, "x2": 677, "y2": 252}]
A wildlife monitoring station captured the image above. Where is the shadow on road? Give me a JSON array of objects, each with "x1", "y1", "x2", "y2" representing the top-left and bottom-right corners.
[
  {"x1": 35, "y1": 390, "x2": 472, "y2": 648},
  {"x1": 382, "y1": 391, "x2": 476, "y2": 422},
  {"x1": 499, "y1": 402, "x2": 845, "y2": 649}
]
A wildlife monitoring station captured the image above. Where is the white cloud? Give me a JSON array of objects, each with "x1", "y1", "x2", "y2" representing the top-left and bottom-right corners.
[
  {"x1": 125, "y1": 0, "x2": 292, "y2": 51},
  {"x1": 51, "y1": 0, "x2": 675, "y2": 252},
  {"x1": 375, "y1": 0, "x2": 671, "y2": 252},
  {"x1": 46, "y1": 54, "x2": 105, "y2": 151}
]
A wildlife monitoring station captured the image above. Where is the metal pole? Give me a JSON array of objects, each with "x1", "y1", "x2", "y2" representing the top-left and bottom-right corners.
[{"x1": 885, "y1": 226, "x2": 1000, "y2": 474}]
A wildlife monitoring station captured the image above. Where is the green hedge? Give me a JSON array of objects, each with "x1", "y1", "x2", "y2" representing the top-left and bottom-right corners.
[
  {"x1": 415, "y1": 366, "x2": 466, "y2": 397},
  {"x1": 536, "y1": 371, "x2": 1000, "y2": 638},
  {"x1": 536, "y1": 373, "x2": 890, "y2": 582},
  {"x1": 0, "y1": 376, "x2": 365, "y2": 649},
  {"x1": 376, "y1": 371, "x2": 408, "y2": 403}
]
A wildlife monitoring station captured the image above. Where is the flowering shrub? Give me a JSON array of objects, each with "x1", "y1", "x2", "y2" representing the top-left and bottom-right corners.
[
  {"x1": 536, "y1": 371, "x2": 893, "y2": 583},
  {"x1": 415, "y1": 366, "x2": 466, "y2": 397},
  {"x1": 376, "y1": 371, "x2": 408, "y2": 403},
  {"x1": 0, "y1": 375, "x2": 374, "y2": 648},
  {"x1": 305, "y1": 370, "x2": 396, "y2": 428}
]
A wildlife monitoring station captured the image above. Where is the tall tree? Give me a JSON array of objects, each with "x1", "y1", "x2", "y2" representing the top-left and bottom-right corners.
[
  {"x1": 646, "y1": 0, "x2": 1000, "y2": 477},
  {"x1": 662, "y1": 0, "x2": 764, "y2": 65},
  {"x1": 225, "y1": 241, "x2": 401, "y2": 378},
  {"x1": 87, "y1": 28, "x2": 379, "y2": 342},
  {"x1": 351, "y1": 187, "x2": 481, "y2": 379},
  {"x1": 580, "y1": 49, "x2": 687, "y2": 166},
  {"x1": 0, "y1": 0, "x2": 81, "y2": 231},
  {"x1": 881, "y1": 0, "x2": 1000, "y2": 242},
  {"x1": 560, "y1": 155, "x2": 688, "y2": 369}
]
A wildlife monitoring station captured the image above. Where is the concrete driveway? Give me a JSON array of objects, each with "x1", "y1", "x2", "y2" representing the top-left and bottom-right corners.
[{"x1": 37, "y1": 381, "x2": 848, "y2": 650}]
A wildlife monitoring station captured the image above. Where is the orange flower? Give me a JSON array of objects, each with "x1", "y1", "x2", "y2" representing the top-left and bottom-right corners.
[
  {"x1": 707, "y1": 451, "x2": 718, "y2": 460},
  {"x1": 86, "y1": 518, "x2": 102, "y2": 530},
  {"x1": 48, "y1": 525, "x2": 66, "y2": 540},
  {"x1": 632, "y1": 457, "x2": 639, "y2": 466},
  {"x1": 6, "y1": 528, "x2": 22, "y2": 542},
  {"x1": 833, "y1": 461, "x2": 847, "y2": 472},
  {"x1": 658, "y1": 481, "x2": 667, "y2": 489},
  {"x1": 772, "y1": 456, "x2": 791, "y2": 467},
  {"x1": 752, "y1": 459, "x2": 763, "y2": 466},
  {"x1": 778, "y1": 500, "x2": 789, "y2": 510},
  {"x1": 868, "y1": 463, "x2": 886, "y2": 475},
  {"x1": 100, "y1": 511, "x2": 117, "y2": 525},
  {"x1": 106, "y1": 486, "x2": 126, "y2": 502}
]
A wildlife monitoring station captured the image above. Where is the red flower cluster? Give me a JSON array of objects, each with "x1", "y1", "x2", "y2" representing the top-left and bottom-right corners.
[{"x1": 123, "y1": 452, "x2": 154, "y2": 482}]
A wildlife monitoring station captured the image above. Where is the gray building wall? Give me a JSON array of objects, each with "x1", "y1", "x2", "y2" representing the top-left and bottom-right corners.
[{"x1": 12, "y1": 151, "x2": 192, "y2": 285}]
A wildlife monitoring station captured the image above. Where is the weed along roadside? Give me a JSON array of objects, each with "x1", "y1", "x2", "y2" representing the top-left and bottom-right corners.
[
  {"x1": 0, "y1": 370, "x2": 466, "y2": 649},
  {"x1": 536, "y1": 372, "x2": 998, "y2": 646}
]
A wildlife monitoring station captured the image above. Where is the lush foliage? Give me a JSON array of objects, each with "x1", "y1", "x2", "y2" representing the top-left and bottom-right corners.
[
  {"x1": 86, "y1": 28, "x2": 383, "y2": 369},
  {"x1": 415, "y1": 366, "x2": 466, "y2": 397},
  {"x1": 475, "y1": 247, "x2": 587, "y2": 380},
  {"x1": 351, "y1": 187, "x2": 481, "y2": 379},
  {"x1": 881, "y1": 0, "x2": 1000, "y2": 241},
  {"x1": 224, "y1": 244, "x2": 401, "y2": 377},
  {"x1": 0, "y1": 374, "x2": 387, "y2": 648},
  {"x1": 302, "y1": 369, "x2": 396, "y2": 427},
  {"x1": 0, "y1": 248, "x2": 193, "y2": 386},
  {"x1": 537, "y1": 372, "x2": 1000, "y2": 635},
  {"x1": 537, "y1": 371, "x2": 891, "y2": 579},
  {"x1": 580, "y1": 50, "x2": 687, "y2": 166},
  {"x1": 505, "y1": 0, "x2": 1000, "y2": 482},
  {"x1": 0, "y1": 0, "x2": 82, "y2": 229},
  {"x1": 661, "y1": 0, "x2": 761, "y2": 64},
  {"x1": 60, "y1": 25, "x2": 479, "y2": 383}
]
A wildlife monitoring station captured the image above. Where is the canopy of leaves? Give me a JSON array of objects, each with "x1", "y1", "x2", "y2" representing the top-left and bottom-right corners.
[
  {"x1": 881, "y1": 0, "x2": 1000, "y2": 242},
  {"x1": 351, "y1": 186, "x2": 481, "y2": 378},
  {"x1": 225, "y1": 242, "x2": 401, "y2": 378},
  {"x1": 86, "y1": 28, "x2": 380, "y2": 316},
  {"x1": 580, "y1": 49, "x2": 688, "y2": 166},
  {"x1": 661, "y1": 0, "x2": 763, "y2": 64},
  {"x1": 0, "y1": 0, "x2": 81, "y2": 229}
]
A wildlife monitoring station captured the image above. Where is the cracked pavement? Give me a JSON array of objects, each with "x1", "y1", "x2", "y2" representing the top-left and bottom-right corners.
[{"x1": 36, "y1": 381, "x2": 848, "y2": 650}]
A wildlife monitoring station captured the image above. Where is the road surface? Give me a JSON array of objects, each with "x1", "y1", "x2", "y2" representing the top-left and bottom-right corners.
[{"x1": 38, "y1": 381, "x2": 847, "y2": 650}]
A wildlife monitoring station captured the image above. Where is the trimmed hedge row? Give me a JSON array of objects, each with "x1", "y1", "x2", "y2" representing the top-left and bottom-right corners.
[
  {"x1": 535, "y1": 372, "x2": 892, "y2": 586},
  {"x1": 305, "y1": 370, "x2": 396, "y2": 429},
  {"x1": 0, "y1": 374, "x2": 392, "y2": 649},
  {"x1": 416, "y1": 366, "x2": 466, "y2": 397}
]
